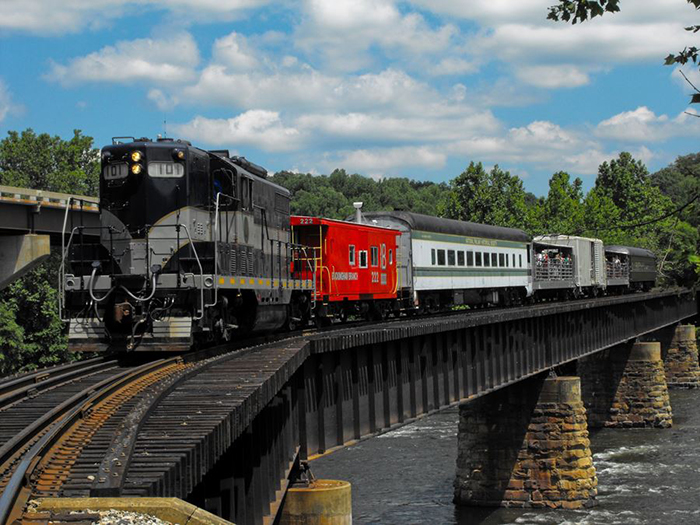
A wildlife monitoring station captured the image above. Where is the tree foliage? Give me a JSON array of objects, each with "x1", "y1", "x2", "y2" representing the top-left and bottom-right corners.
[
  {"x1": 0, "y1": 129, "x2": 100, "y2": 195},
  {"x1": 271, "y1": 169, "x2": 451, "y2": 219},
  {"x1": 0, "y1": 128, "x2": 100, "y2": 375},
  {"x1": 438, "y1": 162, "x2": 528, "y2": 229}
]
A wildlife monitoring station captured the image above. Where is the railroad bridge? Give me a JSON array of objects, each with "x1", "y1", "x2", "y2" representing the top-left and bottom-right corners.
[
  {"x1": 1, "y1": 289, "x2": 696, "y2": 523},
  {"x1": 0, "y1": 185, "x2": 99, "y2": 289}
]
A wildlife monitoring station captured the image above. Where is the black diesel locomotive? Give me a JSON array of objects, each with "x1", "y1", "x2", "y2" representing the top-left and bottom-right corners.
[{"x1": 61, "y1": 137, "x2": 315, "y2": 352}]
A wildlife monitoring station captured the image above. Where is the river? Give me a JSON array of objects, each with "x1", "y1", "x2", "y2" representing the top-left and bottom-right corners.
[{"x1": 311, "y1": 390, "x2": 700, "y2": 524}]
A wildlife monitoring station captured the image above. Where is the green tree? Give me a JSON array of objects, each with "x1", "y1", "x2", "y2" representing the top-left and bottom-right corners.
[
  {"x1": 0, "y1": 128, "x2": 100, "y2": 195},
  {"x1": 271, "y1": 169, "x2": 451, "y2": 219},
  {"x1": 650, "y1": 153, "x2": 700, "y2": 230},
  {"x1": 586, "y1": 152, "x2": 698, "y2": 286},
  {"x1": 0, "y1": 128, "x2": 100, "y2": 375},
  {"x1": 439, "y1": 162, "x2": 528, "y2": 228},
  {"x1": 527, "y1": 171, "x2": 585, "y2": 235}
]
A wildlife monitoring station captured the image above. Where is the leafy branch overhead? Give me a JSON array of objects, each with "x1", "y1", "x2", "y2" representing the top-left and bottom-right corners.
[{"x1": 548, "y1": 0, "x2": 700, "y2": 71}]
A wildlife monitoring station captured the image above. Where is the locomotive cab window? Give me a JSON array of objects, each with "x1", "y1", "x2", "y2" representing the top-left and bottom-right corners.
[
  {"x1": 371, "y1": 246, "x2": 379, "y2": 267},
  {"x1": 359, "y1": 250, "x2": 368, "y2": 268},
  {"x1": 148, "y1": 161, "x2": 184, "y2": 178},
  {"x1": 349, "y1": 245, "x2": 356, "y2": 266}
]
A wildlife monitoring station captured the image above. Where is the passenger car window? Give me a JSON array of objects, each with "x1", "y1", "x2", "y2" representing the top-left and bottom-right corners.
[
  {"x1": 448, "y1": 250, "x2": 456, "y2": 266},
  {"x1": 437, "y1": 249, "x2": 446, "y2": 266}
]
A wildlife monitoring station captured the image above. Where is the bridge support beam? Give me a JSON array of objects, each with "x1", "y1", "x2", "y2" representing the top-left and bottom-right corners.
[
  {"x1": 578, "y1": 342, "x2": 673, "y2": 428},
  {"x1": 454, "y1": 375, "x2": 597, "y2": 509},
  {"x1": 662, "y1": 325, "x2": 700, "y2": 388},
  {"x1": 0, "y1": 233, "x2": 50, "y2": 290}
]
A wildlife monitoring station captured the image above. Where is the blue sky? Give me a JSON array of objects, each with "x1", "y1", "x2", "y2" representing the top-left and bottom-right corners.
[{"x1": 1, "y1": 0, "x2": 699, "y2": 196}]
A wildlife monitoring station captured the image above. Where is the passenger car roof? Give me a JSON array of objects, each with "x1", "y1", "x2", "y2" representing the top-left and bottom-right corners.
[{"x1": 361, "y1": 211, "x2": 531, "y2": 242}]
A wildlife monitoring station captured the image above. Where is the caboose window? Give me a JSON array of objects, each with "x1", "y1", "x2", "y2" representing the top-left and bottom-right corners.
[
  {"x1": 381, "y1": 244, "x2": 387, "y2": 269},
  {"x1": 359, "y1": 250, "x2": 368, "y2": 268},
  {"x1": 349, "y1": 245, "x2": 356, "y2": 266},
  {"x1": 457, "y1": 251, "x2": 465, "y2": 266},
  {"x1": 467, "y1": 251, "x2": 474, "y2": 266},
  {"x1": 371, "y1": 246, "x2": 379, "y2": 266},
  {"x1": 437, "y1": 250, "x2": 446, "y2": 266},
  {"x1": 447, "y1": 250, "x2": 456, "y2": 266},
  {"x1": 148, "y1": 162, "x2": 184, "y2": 178},
  {"x1": 389, "y1": 249, "x2": 393, "y2": 265}
]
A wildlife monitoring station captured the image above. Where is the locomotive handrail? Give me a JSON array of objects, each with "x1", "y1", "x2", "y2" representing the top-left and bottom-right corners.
[
  {"x1": 207, "y1": 191, "x2": 237, "y2": 309},
  {"x1": 148, "y1": 223, "x2": 205, "y2": 320}
]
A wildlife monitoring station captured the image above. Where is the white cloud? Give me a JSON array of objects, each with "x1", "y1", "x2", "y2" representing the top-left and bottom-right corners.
[
  {"x1": 429, "y1": 58, "x2": 479, "y2": 77},
  {"x1": 327, "y1": 146, "x2": 447, "y2": 175},
  {"x1": 295, "y1": 0, "x2": 458, "y2": 71},
  {"x1": 171, "y1": 110, "x2": 302, "y2": 152},
  {"x1": 414, "y1": 0, "x2": 697, "y2": 92},
  {"x1": 47, "y1": 33, "x2": 200, "y2": 86},
  {"x1": 0, "y1": 80, "x2": 20, "y2": 123},
  {"x1": 595, "y1": 106, "x2": 700, "y2": 142},
  {"x1": 515, "y1": 65, "x2": 591, "y2": 89},
  {"x1": 0, "y1": 0, "x2": 273, "y2": 34},
  {"x1": 147, "y1": 89, "x2": 178, "y2": 111},
  {"x1": 0, "y1": 83, "x2": 12, "y2": 123}
]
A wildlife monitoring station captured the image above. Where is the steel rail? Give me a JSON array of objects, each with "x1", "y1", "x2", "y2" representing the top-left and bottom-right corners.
[
  {"x1": 0, "y1": 357, "x2": 180, "y2": 524},
  {"x1": 0, "y1": 357, "x2": 106, "y2": 395},
  {"x1": 0, "y1": 360, "x2": 117, "y2": 412}
]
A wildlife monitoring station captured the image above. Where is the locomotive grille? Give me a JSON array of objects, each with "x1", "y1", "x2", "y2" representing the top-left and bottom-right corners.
[
  {"x1": 241, "y1": 247, "x2": 247, "y2": 275},
  {"x1": 249, "y1": 250, "x2": 254, "y2": 276},
  {"x1": 230, "y1": 247, "x2": 237, "y2": 274}
]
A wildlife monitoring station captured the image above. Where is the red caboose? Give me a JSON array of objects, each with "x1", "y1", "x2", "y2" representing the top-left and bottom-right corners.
[{"x1": 291, "y1": 216, "x2": 401, "y2": 322}]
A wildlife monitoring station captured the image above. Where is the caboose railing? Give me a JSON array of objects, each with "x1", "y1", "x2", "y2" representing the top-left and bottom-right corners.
[
  {"x1": 534, "y1": 260, "x2": 574, "y2": 281},
  {"x1": 606, "y1": 261, "x2": 630, "y2": 280}
]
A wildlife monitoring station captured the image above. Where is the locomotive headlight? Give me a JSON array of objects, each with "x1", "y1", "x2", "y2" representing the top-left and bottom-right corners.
[
  {"x1": 130, "y1": 151, "x2": 142, "y2": 163},
  {"x1": 131, "y1": 163, "x2": 143, "y2": 175},
  {"x1": 172, "y1": 149, "x2": 185, "y2": 160}
]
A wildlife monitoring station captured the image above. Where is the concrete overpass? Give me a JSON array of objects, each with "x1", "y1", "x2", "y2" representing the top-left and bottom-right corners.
[{"x1": 0, "y1": 185, "x2": 99, "y2": 289}]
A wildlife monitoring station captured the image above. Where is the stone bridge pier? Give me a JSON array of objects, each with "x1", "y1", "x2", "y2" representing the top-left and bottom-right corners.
[
  {"x1": 454, "y1": 329, "x2": 690, "y2": 510},
  {"x1": 454, "y1": 375, "x2": 597, "y2": 509}
]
